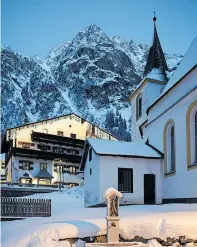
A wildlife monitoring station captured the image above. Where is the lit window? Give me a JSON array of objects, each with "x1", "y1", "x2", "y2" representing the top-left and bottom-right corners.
[
  {"x1": 70, "y1": 167, "x2": 76, "y2": 174},
  {"x1": 136, "y1": 94, "x2": 142, "y2": 119}
]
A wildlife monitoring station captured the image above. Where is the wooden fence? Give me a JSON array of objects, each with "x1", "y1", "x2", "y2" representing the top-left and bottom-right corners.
[{"x1": 1, "y1": 197, "x2": 51, "y2": 217}]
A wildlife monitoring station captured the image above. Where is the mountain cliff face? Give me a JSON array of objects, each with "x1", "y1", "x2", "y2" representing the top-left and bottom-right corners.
[{"x1": 1, "y1": 25, "x2": 183, "y2": 140}]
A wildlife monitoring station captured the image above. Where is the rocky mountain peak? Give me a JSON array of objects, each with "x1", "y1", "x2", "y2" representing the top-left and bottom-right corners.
[{"x1": 1, "y1": 25, "x2": 183, "y2": 141}]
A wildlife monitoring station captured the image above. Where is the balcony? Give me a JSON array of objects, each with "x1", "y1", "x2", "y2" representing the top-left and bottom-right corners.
[
  {"x1": 31, "y1": 131, "x2": 85, "y2": 148},
  {"x1": 12, "y1": 147, "x2": 82, "y2": 163}
]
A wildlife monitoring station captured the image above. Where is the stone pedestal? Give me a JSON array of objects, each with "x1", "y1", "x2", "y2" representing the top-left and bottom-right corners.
[{"x1": 106, "y1": 216, "x2": 120, "y2": 243}]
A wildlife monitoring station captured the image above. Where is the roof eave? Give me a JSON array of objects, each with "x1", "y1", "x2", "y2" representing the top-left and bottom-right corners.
[{"x1": 147, "y1": 64, "x2": 197, "y2": 114}]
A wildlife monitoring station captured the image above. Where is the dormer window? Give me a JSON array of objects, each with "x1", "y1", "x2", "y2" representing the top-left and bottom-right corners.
[{"x1": 136, "y1": 93, "x2": 142, "y2": 119}]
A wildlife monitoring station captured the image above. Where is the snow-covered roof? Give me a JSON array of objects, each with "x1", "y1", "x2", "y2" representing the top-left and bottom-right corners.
[
  {"x1": 161, "y1": 36, "x2": 197, "y2": 95},
  {"x1": 146, "y1": 36, "x2": 197, "y2": 113},
  {"x1": 104, "y1": 187, "x2": 122, "y2": 199},
  {"x1": 88, "y1": 138, "x2": 162, "y2": 158},
  {"x1": 80, "y1": 138, "x2": 162, "y2": 171}
]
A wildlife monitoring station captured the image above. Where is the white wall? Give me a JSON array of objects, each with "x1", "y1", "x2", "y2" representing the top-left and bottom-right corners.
[
  {"x1": 131, "y1": 80, "x2": 165, "y2": 141},
  {"x1": 146, "y1": 80, "x2": 197, "y2": 199},
  {"x1": 84, "y1": 148, "x2": 100, "y2": 207},
  {"x1": 98, "y1": 156, "x2": 162, "y2": 205}
]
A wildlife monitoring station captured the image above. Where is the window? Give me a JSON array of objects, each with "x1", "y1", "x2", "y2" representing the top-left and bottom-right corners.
[
  {"x1": 57, "y1": 131, "x2": 64, "y2": 136},
  {"x1": 195, "y1": 111, "x2": 197, "y2": 163},
  {"x1": 40, "y1": 163, "x2": 47, "y2": 170},
  {"x1": 38, "y1": 144, "x2": 51, "y2": 152},
  {"x1": 22, "y1": 143, "x2": 31, "y2": 149},
  {"x1": 57, "y1": 165, "x2": 63, "y2": 173},
  {"x1": 118, "y1": 168, "x2": 133, "y2": 193},
  {"x1": 136, "y1": 93, "x2": 142, "y2": 119},
  {"x1": 163, "y1": 120, "x2": 176, "y2": 175},
  {"x1": 90, "y1": 168, "x2": 92, "y2": 175},
  {"x1": 75, "y1": 150, "x2": 79, "y2": 155},
  {"x1": 186, "y1": 102, "x2": 197, "y2": 168},
  {"x1": 70, "y1": 167, "x2": 76, "y2": 174},
  {"x1": 71, "y1": 133, "x2": 76, "y2": 139},
  {"x1": 92, "y1": 126, "x2": 95, "y2": 135},
  {"x1": 43, "y1": 129, "x2": 48, "y2": 133},
  {"x1": 89, "y1": 148, "x2": 92, "y2": 162},
  {"x1": 22, "y1": 162, "x2": 30, "y2": 170}
]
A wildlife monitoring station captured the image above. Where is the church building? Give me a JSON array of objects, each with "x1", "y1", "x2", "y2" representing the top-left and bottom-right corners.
[{"x1": 81, "y1": 16, "x2": 197, "y2": 207}]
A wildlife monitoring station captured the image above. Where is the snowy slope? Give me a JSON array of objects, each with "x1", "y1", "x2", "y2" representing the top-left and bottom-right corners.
[
  {"x1": 1, "y1": 25, "x2": 183, "y2": 140},
  {"x1": 1, "y1": 187, "x2": 197, "y2": 247}
]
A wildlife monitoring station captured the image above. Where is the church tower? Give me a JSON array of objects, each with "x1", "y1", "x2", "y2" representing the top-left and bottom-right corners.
[
  {"x1": 129, "y1": 14, "x2": 168, "y2": 141},
  {"x1": 144, "y1": 14, "x2": 169, "y2": 80}
]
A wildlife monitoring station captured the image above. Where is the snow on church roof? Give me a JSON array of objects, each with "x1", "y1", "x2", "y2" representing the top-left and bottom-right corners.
[
  {"x1": 160, "y1": 36, "x2": 197, "y2": 96},
  {"x1": 87, "y1": 138, "x2": 162, "y2": 158}
]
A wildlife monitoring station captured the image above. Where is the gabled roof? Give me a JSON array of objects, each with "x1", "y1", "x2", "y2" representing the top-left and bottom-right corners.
[
  {"x1": 80, "y1": 138, "x2": 163, "y2": 171},
  {"x1": 35, "y1": 169, "x2": 54, "y2": 179},
  {"x1": 147, "y1": 36, "x2": 197, "y2": 113},
  {"x1": 143, "y1": 17, "x2": 168, "y2": 81}
]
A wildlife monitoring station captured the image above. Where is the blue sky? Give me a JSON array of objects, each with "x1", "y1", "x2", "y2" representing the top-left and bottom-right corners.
[{"x1": 2, "y1": 0, "x2": 197, "y2": 58}]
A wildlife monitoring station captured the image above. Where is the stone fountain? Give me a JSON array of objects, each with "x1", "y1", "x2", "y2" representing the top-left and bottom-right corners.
[{"x1": 86, "y1": 187, "x2": 146, "y2": 247}]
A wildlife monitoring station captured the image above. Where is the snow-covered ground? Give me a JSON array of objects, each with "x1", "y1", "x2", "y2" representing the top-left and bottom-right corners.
[{"x1": 1, "y1": 187, "x2": 197, "y2": 247}]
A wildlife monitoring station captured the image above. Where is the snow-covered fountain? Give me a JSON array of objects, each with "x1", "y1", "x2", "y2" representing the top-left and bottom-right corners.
[{"x1": 86, "y1": 187, "x2": 146, "y2": 247}]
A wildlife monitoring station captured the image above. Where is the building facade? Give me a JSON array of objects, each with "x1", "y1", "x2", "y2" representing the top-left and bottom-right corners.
[
  {"x1": 2, "y1": 113, "x2": 118, "y2": 186},
  {"x1": 81, "y1": 17, "x2": 197, "y2": 207}
]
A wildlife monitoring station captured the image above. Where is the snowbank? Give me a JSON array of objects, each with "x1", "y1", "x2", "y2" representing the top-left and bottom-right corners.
[{"x1": 1, "y1": 187, "x2": 197, "y2": 247}]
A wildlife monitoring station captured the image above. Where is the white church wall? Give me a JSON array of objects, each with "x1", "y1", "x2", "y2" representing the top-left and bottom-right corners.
[
  {"x1": 131, "y1": 83, "x2": 149, "y2": 141},
  {"x1": 84, "y1": 148, "x2": 100, "y2": 207},
  {"x1": 98, "y1": 156, "x2": 162, "y2": 205},
  {"x1": 148, "y1": 68, "x2": 197, "y2": 123},
  {"x1": 147, "y1": 87, "x2": 197, "y2": 199},
  {"x1": 131, "y1": 80, "x2": 166, "y2": 141}
]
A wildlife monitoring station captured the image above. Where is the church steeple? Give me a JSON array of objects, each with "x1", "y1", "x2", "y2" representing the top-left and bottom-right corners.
[{"x1": 143, "y1": 13, "x2": 168, "y2": 80}]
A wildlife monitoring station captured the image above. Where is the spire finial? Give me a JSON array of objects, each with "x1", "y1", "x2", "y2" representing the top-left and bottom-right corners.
[{"x1": 153, "y1": 11, "x2": 157, "y2": 22}]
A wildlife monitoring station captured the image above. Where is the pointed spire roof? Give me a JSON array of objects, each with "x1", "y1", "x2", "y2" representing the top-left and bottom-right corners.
[{"x1": 143, "y1": 14, "x2": 168, "y2": 80}]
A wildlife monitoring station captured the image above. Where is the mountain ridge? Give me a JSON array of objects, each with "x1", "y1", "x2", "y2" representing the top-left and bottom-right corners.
[{"x1": 1, "y1": 24, "x2": 183, "y2": 140}]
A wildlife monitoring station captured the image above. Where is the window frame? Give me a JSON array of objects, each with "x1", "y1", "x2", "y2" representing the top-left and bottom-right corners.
[
  {"x1": 136, "y1": 93, "x2": 142, "y2": 120},
  {"x1": 57, "y1": 131, "x2": 64, "y2": 136},
  {"x1": 71, "y1": 133, "x2": 76, "y2": 139},
  {"x1": 40, "y1": 163, "x2": 47, "y2": 170},
  {"x1": 118, "y1": 168, "x2": 133, "y2": 193},
  {"x1": 186, "y1": 101, "x2": 197, "y2": 170},
  {"x1": 89, "y1": 148, "x2": 92, "y2": 162},
  {"x1": 163, "y1": 120, "x2": 176, "y2": 177}
]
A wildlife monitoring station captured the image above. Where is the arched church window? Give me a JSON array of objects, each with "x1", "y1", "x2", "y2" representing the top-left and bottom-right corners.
[
  {"x1": 187, "y1": 101, "x2": 197, "y2": 168},
  {"x1": 163, "y1": 120, "x2": 176, "y2": 175},
  {"x1": 136, "y1": 94, "x2": 142, "y2": 119}
]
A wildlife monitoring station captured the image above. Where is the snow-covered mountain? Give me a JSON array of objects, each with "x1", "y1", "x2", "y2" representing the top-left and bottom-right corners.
[{"x1": 1, "y1": 25, "x2": 183, "y2": 140}]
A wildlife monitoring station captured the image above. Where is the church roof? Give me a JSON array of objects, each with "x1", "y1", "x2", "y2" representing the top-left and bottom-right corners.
[
  {"x1": 143, "y1": 16, "x2": 168, "y2": 81},
  {"x1": 160, "y1": 36, "x2": 197, "y2": 95},
  {"x1": 147, "y1": 36, "x2": 197, "y2": 113}
]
